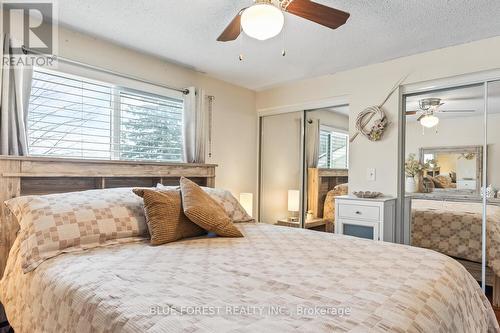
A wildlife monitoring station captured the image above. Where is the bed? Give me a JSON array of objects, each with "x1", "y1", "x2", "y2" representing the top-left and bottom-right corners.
[
  {"x1": 411, "y1": 199, "x2": 500, "y2": 305},
  {"x1": 2, "y1": 222, "x2": 498, "y2": 332},
  {"x1": 0, "y1": 157, "x2": 498, "y2": 332},
  {"x1": 411, "y1": 199, "x2": 500, "y2": 263}
]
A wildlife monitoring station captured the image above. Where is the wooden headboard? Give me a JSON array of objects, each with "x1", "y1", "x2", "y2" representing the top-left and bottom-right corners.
[
  {"x1": 0, "y1": 156, "x2": 217, "y2": 277},
  {"x1": 307, "y1": 168, "x2": 348, "y2": 219}
]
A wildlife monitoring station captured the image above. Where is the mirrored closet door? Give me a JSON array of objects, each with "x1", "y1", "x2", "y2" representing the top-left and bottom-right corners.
[
  {"x1": 487, "y1": 80, "x2": 500, "y2": 301},
  {"x1": 403, "y1": 83, "x2": 489, "y2": 291},
  {"x1": 259, "y1": 104, "x2": 350, "y2": 232},
  {"x1": 304, "y1": 106, "x2": 349, "y2": 233}
]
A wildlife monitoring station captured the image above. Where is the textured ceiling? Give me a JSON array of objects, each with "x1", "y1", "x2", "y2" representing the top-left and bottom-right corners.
[{"x1": 56, "y1": 0, "x2": 500, "y2": 91}]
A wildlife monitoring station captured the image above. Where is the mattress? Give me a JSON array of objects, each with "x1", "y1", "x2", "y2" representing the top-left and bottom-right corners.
[
  {"x1": 411, "y1": 199, "x2": 500, "y2": 276},
  {"x1": 1, "y1": 222, "x2": 498, "y2": 333}
]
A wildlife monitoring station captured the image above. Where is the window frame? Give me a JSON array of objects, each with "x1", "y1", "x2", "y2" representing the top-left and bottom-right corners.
[
  {"x1": 318, "y1": 125, "x2": 349, "y2": 169},
  {"x1": 27, "y1": 67, "x2": 185, "y2": 163}
]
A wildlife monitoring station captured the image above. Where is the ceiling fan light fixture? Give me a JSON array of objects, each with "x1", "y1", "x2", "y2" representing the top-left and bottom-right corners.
[
  {"x1": 241, "y1": 4, "x2": 284, "y2": 41},
  {"x1": 420, "y1": 114, "x2": 440, "y2": 128}
]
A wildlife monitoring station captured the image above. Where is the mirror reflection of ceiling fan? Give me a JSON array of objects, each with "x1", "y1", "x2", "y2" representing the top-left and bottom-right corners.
[
  {"x1": 406, "y1": 98, "x2": 476, "y2": 128},
  {"x1": 217, "y1": 0, "x2": 350, "y2": 50}
]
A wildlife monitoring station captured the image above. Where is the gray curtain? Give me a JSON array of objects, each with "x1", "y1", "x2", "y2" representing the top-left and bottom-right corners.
[
  {"x1": 306, "y1": 118, "x2": 320, "y2": 168},
  {"x1": 0, "y1": 33, "x2": 33, "y2": 156},
  {"x1": 183, "y1": 87, "x2": 206, "y2": 163}
]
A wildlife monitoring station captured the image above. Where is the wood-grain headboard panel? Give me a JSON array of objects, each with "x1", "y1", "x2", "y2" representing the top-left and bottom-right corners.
[{"x1": 0, "y1": 156, "x2": 217, "y2": 277}]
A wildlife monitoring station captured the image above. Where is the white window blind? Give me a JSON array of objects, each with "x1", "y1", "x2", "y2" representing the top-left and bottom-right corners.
[
  {"x1": 318, "y1": 128, "x2": 349, "y2": 169},
  {"x1": 27, "y1": 68, "x2": 184, "y2": 162}
]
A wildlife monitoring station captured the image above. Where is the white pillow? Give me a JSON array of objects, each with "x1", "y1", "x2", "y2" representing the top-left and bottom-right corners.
[
  {"x1": 5, "y1": 187, "x2": 148, "y2": 272},
  {"x1": 156, "y1": 183, "x2": 254, "y2": 223}
]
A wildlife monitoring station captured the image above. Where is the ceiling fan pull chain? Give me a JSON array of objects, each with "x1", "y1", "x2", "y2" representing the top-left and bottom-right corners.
[
  {"x1": 207, "y1": 95, "x2": 214, "y2": 158},
  {"x1": 281, "y1": 12, "x2": 287, "y2": 57},
  {"x1": 239, "y1": 28, "x2": 244, "y2": 61}
]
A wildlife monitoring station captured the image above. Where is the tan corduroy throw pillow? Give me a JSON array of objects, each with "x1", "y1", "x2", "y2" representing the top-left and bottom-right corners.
[
  {"x1": 179, "y1": 177, "x2": 243, "y2": 237},
  {"x1": 133, "y1": 188, "x2": 206, "y2": 245}
]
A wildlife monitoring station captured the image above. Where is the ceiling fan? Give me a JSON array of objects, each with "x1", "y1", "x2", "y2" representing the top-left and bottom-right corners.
[
  {"x1": 217, "y1": 0, "x2": 350, "y2": 42},
  {"x1": 406, "y1": 98, "x2": 475, "y2": 128}
]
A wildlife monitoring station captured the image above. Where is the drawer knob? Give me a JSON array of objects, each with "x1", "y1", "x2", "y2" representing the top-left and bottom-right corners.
[{"x1": 355, "y1": 211, "x2": 362, "y2": 215}]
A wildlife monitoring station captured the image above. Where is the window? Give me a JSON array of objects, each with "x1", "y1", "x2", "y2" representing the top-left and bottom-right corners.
[
  {"x1": 27, "y1": 68, "x2": 184, "y2": 162},
  {"x1": 318, "y1": 127, "x2": 349, "y2": 169}
]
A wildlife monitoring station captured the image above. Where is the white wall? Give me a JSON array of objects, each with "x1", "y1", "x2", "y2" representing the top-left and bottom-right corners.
[
  {"x1": 5, "y1": 23, "x2": 258, "y2": 211},
  {"x1": 257, "y1": 36, "x2": 500, "y2": 196}
]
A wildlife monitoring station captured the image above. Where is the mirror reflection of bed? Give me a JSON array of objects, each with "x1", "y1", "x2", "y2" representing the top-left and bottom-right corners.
[{"x1": 404, "y1": 82, "x2": 500, "y2": 304}]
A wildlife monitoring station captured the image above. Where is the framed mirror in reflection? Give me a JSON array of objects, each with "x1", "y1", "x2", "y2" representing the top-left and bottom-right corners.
[{"x1": 418, "y1": 145, "x2": 483, "y2": 196}]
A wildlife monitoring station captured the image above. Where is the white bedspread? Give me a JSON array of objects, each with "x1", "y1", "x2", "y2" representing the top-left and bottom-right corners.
[{"x1": 1, "y1": 223, "x2": 498, "y2": 332}]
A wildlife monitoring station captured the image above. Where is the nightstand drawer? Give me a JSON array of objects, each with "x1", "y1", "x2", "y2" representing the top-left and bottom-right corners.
[
  {"x1": 338, "y1": 204, "x2": 380, "y2": 221},
  {"x1": 457, "y1": 180, "x2": 476, "y2": 190}
]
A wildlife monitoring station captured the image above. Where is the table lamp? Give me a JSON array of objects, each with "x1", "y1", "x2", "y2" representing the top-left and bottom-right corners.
[{"x1": 288, "y1": 190, "x2": 300, "y2": 222}]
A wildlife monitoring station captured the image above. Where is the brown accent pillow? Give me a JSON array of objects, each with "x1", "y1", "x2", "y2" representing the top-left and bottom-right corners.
[
  {"x1": 133, "y1": 188, "x2": 206, "y2": 245},
  {"x1": 179, "y1": 177, "x2": 243, "y2": 237}
]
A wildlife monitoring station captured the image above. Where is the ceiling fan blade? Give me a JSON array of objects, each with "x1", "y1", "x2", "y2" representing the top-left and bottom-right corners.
[
  {"x1": 438, "y1": 110, "x2": 476, "y2": 113},
  {"x1": 416, "y1": 114, "x2": 425, "y2": 122},
  {"x1": 284, "y1": 0, "x2": 350, "y2": 30},
  {"x1": 406, "y1": 111, "x2": 418, "y2": 115},
  {"x1": 217, "y1": 9, "x2": 245, "y2": 42},
  {"x1": 443, "y1": 97, "x2": 479, "y2": 101}
]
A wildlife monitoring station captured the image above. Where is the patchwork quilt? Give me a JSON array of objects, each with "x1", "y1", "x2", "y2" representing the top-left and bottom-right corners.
[
  {"x1": 412, "y1": 199, "x2": 500, "y2": 277},
  {"x1": 1, "y1": 223, "x2": 497, "y2": 332}
]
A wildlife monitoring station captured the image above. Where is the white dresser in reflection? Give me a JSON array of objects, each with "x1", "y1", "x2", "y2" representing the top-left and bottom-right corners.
[
  {"x1": 457, "y1": 179, "x2": 477, "y2": 190},
  {"x1": 335, "y1": 195, "x2": 396, "y2": 242}
]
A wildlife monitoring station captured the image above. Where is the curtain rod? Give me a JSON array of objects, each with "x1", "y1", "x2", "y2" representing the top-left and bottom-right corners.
[{"x1": 21, "y1": 46, "x2": 190, "y2": 95}]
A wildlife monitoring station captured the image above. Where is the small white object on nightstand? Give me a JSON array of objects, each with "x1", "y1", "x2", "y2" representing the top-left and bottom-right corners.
[{"x1": 335, "y1": 195, "x2": 396, "y2": 242}]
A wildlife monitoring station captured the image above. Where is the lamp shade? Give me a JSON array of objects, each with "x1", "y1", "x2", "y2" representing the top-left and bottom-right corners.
[
  {"x1": 241, "y1": 4, "x2": 284, "y2": 41},
  {"x1": 420, "y1": 114, "x2": 439, "y2": 128},
  {"x1": 239, "y1": 193, "x2": 253, "y2": 218},
  {"x1": 288, "y1": 190, "x2": 300, "y2": 212}
]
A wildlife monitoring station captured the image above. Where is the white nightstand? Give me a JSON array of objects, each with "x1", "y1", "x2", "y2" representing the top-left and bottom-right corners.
[
  {"x1": 457, "y1": 179, "x2": 477, "y2": 190},
  {"x1": 334, "y1": 195, "x2": 396, "y2": 242}
]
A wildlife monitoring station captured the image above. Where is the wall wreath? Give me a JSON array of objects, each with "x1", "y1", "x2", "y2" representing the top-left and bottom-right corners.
[
  {"x1": 352, "y1": 106, "x2": 388, "y2": 142},
  {"x1": 350, "y1": 76, "x2": 408, "y2": 143}
]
